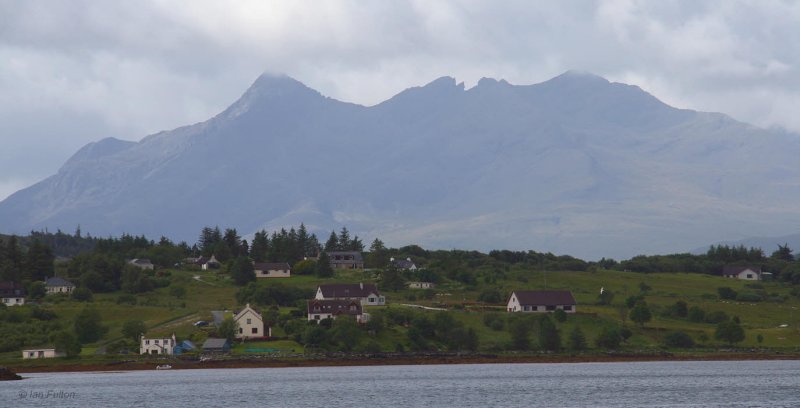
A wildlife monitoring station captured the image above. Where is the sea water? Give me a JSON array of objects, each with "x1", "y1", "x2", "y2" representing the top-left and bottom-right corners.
[{"x1": 2, "y1": 360, "x2": 799, "y2": 407}]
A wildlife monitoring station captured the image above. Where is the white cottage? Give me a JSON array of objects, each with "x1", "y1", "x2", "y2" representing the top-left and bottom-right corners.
[
  {"x1": 233, "y1": 303, "x2": 269, "y2": 339},
  {"x1": 253, "y1": 262, "x2": 291, "y2": 278},
  {"x1": 22, "y1": 348, "x2": 63, "y2": 359},
  {"x1": 507, "y1": 290, "x2": 577, "y2": 313},
  {"x1": 315, "y1": 283, "x2": 385, "y2": 306},
  {"x1": 408, "y1": 281, "x2": 435, "y2": 289},
  {"x1": 722, "y1": 266, "x2": 762, "y2": 281},
  {"x1": 0, "y1": 282, "x2": 26, "y2": 306},
  {"x1": 45, "y1": 276, "x2": 76, "y2": 294},
  {"x1": 140, "y1": 334, "x2": 176, "y2": 355}
]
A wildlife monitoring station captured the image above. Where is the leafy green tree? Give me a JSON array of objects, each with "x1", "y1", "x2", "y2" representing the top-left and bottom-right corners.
[
  {"x1": 477, "y1": 288, "x2": 503, "y2": 303},
  {"x1": 121, "y1": 320, "x2": 146, "y2": 343},
  {"x1": 638, "y1": 281, "x2": 652, "y2": 294},
  {"x1": 509, "y1": 318, "x2": 531, "y2": 350},
  {"x1": 51, "y1": 330, "x2": 81, "y2": 357},
  {"x1": 331, "y1": 316, "x2": 362, "y2": 351},
  {"x1": 74, "y1": 307, "x2": 107, "y2": 344},
  {"x1": 538, "y1": 315, "x2": 560, "y2": 351},
  {"x1": 293, "y1": 259, "x2": 316, "y2": 275},
  {"x1": 367, "y1": 238, "x2": 388, "y2": 268},
  {"x1": 230, "y1": 256, "x2": 256, "y2": 286},
  {"x1": 303, "y1": 325, "x2": 328, "y2": 348},
  {"x1": 553, "y1": 308, "x2": 567, "y2": 323},
  {"x1": 27, "y1": 281, "x2": 47, "y2": 300},
  {"x1": 316, "y1": 252, "x2": 334, "y2": 278},
  {"x1": 381, "y1": 264, "x2": 406, "y2": 291},
  {"x1": 595, "y1": 326, "x2": 622, "y2": 349},
  {"x1": 668, "y1": 300, "x2": 688, "y2": 318},
  {"x1": 567, "y1": 327, "x2": 587, "y2": 351},
  {"x1": 629, "y1": 300, "x2": 652, "y2": 327},
  {"x1": 217, "y1": 317, "x2": 238, "y2": 342},
  {"x1": 120, "y1": 265, "x2": 154, "y2": 294},
  {"x1": 715, "y1": 319, "x2": 745, "y2": 346}
]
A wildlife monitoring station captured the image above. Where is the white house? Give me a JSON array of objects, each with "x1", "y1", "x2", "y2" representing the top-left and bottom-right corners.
[
  {"x1": 140, "y1": 334, "x2": 176, "y2": 355},
  {"x1": 0, "y1": 282, "x2": 26, "y2": 306},
  {"x1": 307, "y1": 299, "x2": 369, "y2": 323},
  {"x1": 128, "y1": 258, "x2": 154, "y2": 270},
  {"x1": 22, "y1": 348, "x2": 63, "y2": 359},
  {"x1": 315, "y1": 283, "x2": 385, "y2": 306},
  {"x1": 507, "y1": 290, "x2": 577, "y2": 313},
  {"x1": 45, "y1": 276, "x2": 75, "y2": 294},
  {"x1": 233, "y1": 303, "x2": 270, "y2": 339},
  {"x1": 722, "y1": 266, "x2": 762, "y2": 281},
  {"x1": 408, "y1": 281, "x2": 435, "y2": 289},
  {"x1": 254, "y1": 262, "x2": 291, "y2": 278}
]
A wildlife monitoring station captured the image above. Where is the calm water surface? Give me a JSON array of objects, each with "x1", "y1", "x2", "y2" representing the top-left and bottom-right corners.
[{"x1": 2, "y1": 360, "x2": 799, "y2": 407}]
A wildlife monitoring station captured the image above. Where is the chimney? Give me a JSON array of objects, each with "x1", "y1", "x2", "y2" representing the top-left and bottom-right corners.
[{"x1": 360, "y1": 282, "x2": 363, "y2": 290}]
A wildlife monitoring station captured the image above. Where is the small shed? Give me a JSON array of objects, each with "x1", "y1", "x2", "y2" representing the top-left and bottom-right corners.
[{"x1": 202, "y1": 338, "x2": 231, "y2": 353}]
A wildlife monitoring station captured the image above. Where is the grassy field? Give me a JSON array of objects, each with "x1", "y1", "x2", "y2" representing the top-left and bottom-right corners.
[{"x1": 1, "y1": 265, "x2": 798, "y2": 368}]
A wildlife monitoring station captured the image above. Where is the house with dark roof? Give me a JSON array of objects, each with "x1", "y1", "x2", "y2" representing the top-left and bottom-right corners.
[
  {"x1": 507, "y1": 290, "x2": 577, "y2": 313},
  {"x1": 201, "y1": 255, "x2": 221, "y2": 270},
  {"x1": 722, "y1": 266, "x2": 762, "y2": 281},
  {"x1": 128, "y1": 258, "x2": 154, "y2": 270},
  {"x1": 307, "y1": 299, "x2": 369, "y2": 323},
  {"x1": 0, "y1": 282, "x2": 26, "y2": 306},
  {"x1": 327, "y1": 251, "x2": 364, "y2": 269},
  {"x1": 202, "y1": 338, "x2": 231, "y2": 353},
  {"x1": 45, "y1": 276, "x2": 75, "y2": 295},
  {"x1": 390, "y1": 257, "x2": 417, "y2": 270},
  {"x1": 315, "y1": 283, "x2": 385, "y2": 306},
  {"x1": 254, "y1": 262, "x2": 291, "y2": 278}
]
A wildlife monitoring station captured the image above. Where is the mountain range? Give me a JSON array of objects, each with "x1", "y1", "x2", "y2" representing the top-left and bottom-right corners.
[{"x1": 2, "y1": 71, "x2": 800, "y2": 260}]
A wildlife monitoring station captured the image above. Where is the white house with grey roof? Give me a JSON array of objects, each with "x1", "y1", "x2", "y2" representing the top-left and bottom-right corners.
[{"x1": 45, "y1": 276, "x2": 75, "y2": 294}]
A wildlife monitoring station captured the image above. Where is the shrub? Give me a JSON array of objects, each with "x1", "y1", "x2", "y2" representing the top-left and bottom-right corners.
[
  {"x1": 717, "y1": 287, "x2": 738, "y2": 300},
  {"x1": 595, "y1": 326, "x2": 622, "y2": 349},
  {"x1": 567, "y1": 327, "x2": 587, "y2": 351},
  {"x1": 705, "y1": 310, "x2": 729, "y2": 324},
  {"x1": 735, "y1": 291, "x2": 763, "y2": 302},
  {"x1": 477, "y1": 289, "x2": 503, "y2": 303},
  {"x1": 553, "y1": 308, "x2": 567, "y2": 323},
  {"x1": 666, "y1": 301, "x2": 688, "y2": 318},
  {"x1": 71, "y1": 287, "x2": 93, "y2": 302},
  {"x1": 663, "y1": 331, "x2": 695, "y2": 348},
  {"x1": 688, "y1": 306, "x2": 705, "y2": 322},
  {"x1": 293, "y1": 259, "x2": 317, "y2": 275}
]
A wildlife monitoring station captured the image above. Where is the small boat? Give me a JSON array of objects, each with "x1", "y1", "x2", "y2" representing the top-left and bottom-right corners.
[{"x1": 155, "y1": 364, "x2": 172, "y2": 370}]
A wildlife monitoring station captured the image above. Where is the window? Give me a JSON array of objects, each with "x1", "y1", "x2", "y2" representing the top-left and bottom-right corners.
[
  {"x1": 246, "y1": 318, "x2": 251, "y2": 324},
  {"x1": 145, "y1": 340, "x2": 150, "y2": 345},
  {"x1": 546, "y1": 305, "x2": 556, "y2": 311},
  {"x1": 746, "y1": 274, "x2": 753, "y2": 279},
  {"x1": 524, "y1": 305, "x2": 530, "y2": 311},
  {"x1": 239, "y1": 328, "x2": 243, "y2": 333},
  {"x1": 314, "y1": 315, "x2": 320, "y2": 320},
  {"x1": 252, "y1": 328, "x2": 258, "y2": 334},
  {"x1": 155, "y1": 340, "x2": 159, "y2": 344},
  {"x1": 564, "y1": 305, "x2": 572, "y2": 311},
  {"x1": 368, "y1": 297, "x2": 375, "y2": 302}
]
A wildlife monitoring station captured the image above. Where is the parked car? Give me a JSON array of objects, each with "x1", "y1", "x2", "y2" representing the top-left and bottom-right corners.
[{"x1": 193, "y1": 321, "x2": 209, "y2": 327}]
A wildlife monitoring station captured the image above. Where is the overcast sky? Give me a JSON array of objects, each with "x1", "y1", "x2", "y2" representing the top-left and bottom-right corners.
[{"x1": 1, "y1": 0, "x2": 799, "y2": 200}]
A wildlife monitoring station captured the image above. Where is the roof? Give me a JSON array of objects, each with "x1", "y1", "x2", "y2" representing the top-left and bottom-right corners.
[
  {"x1": 511, "y1": 290, "x2": 577, "y2": 306},
  {"x1": 0, "y1": 282, "x2": 26, "y2": 297},
  {"x1": 722, "y1": 266, "x2": 761, "y2": 276},
  {"x1": 45, "y1": 277, "x2": 75, "y2": 287},
  {"x1": 234, "y1": 304, "x2": 262, "y2": 322},
  {"x1": 307, "y1": 299, "x2": 363, "y2": 316},
  {"x1": 202, "y1": 338, "x2": 230, "y2": 349},
  {"x1": 327, "y1": 251, "x2": 364, "y2": 263},
  {"x1": 318, "y1": 283, "x2": 380, "y2": 298},
  {"x1": 391, "y1": 258, "x2": 416, "y2": 269},
  {"x1": 254, "y1": 262, "x2": 291, "y2": 271}
]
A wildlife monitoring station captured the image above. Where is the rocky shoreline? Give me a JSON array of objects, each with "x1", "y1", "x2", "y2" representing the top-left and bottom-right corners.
[{"x1": 8, "y1": 351, "x2": 800, "y2": 374}]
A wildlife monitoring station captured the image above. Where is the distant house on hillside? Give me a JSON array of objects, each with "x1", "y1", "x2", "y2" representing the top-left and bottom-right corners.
[
  {"x1": 307, "y1": 299, "x2": 369, "y2": 323},
  {"x1": 722, "y1": 266, "x2": 762, "y2": 281},
  {"x1": 507, "y1": 290, "x2": 577, "y2": 313},
  {"x1": 45, "y1": 276, "x2": 75, "y2": 294},
  {"x1": 140, "y1": 334, "x2": 177, "y2": 355},
  {"x1": 408, "y1": 281, "x2": 435, "y2": 289},
  {"x1": 390, "y1": 257, "x2": 417, "y2": 270},
  {"x1": 327, "y1": 251, "x2": 364, "y2": 269},
  {"x1": 233, "y1": 303, "x2": 270, "y2": 339},
  {"x1": 128, "y1": 258, "x2": 154, "y2": 270},
  {"x1": 254, "y1": 262, "x2": 291, "y2": 278},
  {"x1": 0, "y1": 282, "x2": 26, "y2": 306},
  {"x1": 201, "y1": 255, "x2": 222, "y2": 270},
  {"x1": 315, "y1": 283, "x2": 385, "y2": 306},
  {"x1": 22, "y1": 348, "x2": 64, "y2": 359}
]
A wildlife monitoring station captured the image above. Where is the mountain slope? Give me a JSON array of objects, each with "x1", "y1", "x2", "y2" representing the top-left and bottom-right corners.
[{"x1": 2, "y1": 71, "x2": 800, "y2": 260}]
